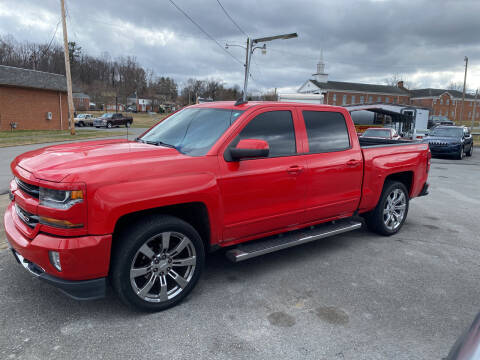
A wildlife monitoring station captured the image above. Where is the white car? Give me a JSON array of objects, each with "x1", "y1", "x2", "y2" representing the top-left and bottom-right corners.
[
  {"x1": 361, "y1": 127, "x2": 401, "y2": 140},
  {"x1": 74, "y1": 114, "x2": 95, "y2": 127}
]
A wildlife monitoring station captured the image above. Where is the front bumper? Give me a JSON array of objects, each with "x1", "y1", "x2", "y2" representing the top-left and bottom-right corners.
[
  {"x1": 429, "y1": 144, "x2": 461, "y2": 155},
  {"x1": 10, "y1": 249, "x2": 106, "y2": 300},
  {"x1": 4, "y1": 202, "x2": 112, "y2": 300}
]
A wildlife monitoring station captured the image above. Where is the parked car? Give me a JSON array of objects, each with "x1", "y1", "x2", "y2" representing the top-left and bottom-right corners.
[
  {"x1": 93, "y1": 113, "x2": 133, "y2": 128},
  {"x1": 361, "y1": 127, "x2": 401, "y2": 140},
  {"x1": 74, "y1": 114, "x2": 94, "y2": 127},
  {"x1": 126, "y1": 105, "x2": 137, "y2": 113},
  {"x1": 428, "y1": 115, "x2": 455, "y2": 129},
  {"x1": 424, "y1": 125, "x2": 474, "y2": 159},
  {"x1": 5, "y1": 101, "x2": 430, "y2": 311}
]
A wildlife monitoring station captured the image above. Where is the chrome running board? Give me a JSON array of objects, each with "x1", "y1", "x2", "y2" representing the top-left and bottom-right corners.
[{"x1": 225, "y1": 219, "x2": 362, "y2": 262}]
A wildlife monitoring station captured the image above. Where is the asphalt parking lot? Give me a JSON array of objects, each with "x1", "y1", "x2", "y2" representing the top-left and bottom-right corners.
[{"x1": 1, "y1": 154, "x2": 479, "y2": 360}]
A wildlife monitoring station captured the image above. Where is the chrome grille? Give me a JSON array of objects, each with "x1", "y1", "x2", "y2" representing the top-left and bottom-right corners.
[
  {"x1": 429, "y1": 141, "x2": 448, "y2": 147},
  {"x1": 15, "y1": 177, "x2": 39, "y2": 198},
  {"x1": 15, "y1": 204, "x2": 39, "y2": 228}
]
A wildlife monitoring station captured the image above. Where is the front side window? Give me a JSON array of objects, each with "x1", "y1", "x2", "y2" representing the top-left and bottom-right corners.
[
  {"x1": 140, "y1": 108, "x2": 244, "y2": 156},
  {"x1": 302, "y1": 111, "x2": 350, "y2": 153},
  {"x1": 232, "y1": 110, "x2": 296, "y2": 157}
]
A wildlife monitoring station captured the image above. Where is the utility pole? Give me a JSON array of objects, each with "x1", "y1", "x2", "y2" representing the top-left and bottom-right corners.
[
  {"x1": 228, "y1": 33, "x2": 298, "y2": 103},
  {"x1": 60, "y1": 0, "x2": 75, "y2": 135},
  {"x1": 460, "y1": 56, "x2": 468, "y2": 125},
  {"x1": 472, "y1": 89, "x2": 478, "y2": 129}
]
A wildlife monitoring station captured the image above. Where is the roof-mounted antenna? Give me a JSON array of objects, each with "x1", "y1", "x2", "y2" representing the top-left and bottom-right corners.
[{"x1": 235, "y1": 97, "x2": 248, "y2": 106}]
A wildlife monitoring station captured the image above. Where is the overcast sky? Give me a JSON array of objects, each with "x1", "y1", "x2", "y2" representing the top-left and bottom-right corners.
[{"x1": 1, "y1": 0, "x2": 479, "y2": 94}]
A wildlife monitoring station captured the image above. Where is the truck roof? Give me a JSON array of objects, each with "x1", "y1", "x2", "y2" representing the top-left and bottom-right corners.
[{"x1": 190, "y1": 101, "x2": 343, "y2": 111}]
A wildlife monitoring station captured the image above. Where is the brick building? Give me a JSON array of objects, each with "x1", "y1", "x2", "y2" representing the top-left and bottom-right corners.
[
  {"x1": 0, "y1": 65, "x2": 68, "y2": 130},
  {"x1": 298, "y1": 57, "x2": 479, "y2": 126},
  {"x1": 73, "y1": 92, "x2": 90, "y2": 111},
  {"x1": 298, "y1": 56, "x2": 410, "y2": 106},
  {"x1": 410, "y1": 89, "x2": 479, "y2": 124}
]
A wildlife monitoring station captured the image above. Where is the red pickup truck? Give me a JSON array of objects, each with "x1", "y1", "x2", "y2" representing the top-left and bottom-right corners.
[{"x1": 5, "y1": 101, "x2": 430, "y2": 311}]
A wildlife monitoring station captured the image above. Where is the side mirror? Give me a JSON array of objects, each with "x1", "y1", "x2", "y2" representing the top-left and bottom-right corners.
[{"x1": 230, "y1": 139, "x2": 269, "y2": 160}]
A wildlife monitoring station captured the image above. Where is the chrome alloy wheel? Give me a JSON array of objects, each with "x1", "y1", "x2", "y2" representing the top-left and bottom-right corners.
[
  {"x1": 383, "y1": 189, "x2": 407, "y2": 231},
  {"x1": 130, "y1": 232, "x2": 197, "y2": 303}
]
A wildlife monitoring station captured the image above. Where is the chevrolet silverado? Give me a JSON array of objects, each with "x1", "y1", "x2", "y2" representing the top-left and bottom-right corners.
[{"x1": 5, "y1": 101, "x2": 430, "y2": 311}]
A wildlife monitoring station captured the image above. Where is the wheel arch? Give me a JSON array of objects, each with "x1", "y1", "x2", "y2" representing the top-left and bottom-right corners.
[
  {"x1": 384, "y1": 171, "x2": 414, "y2": 197},
  {"x1": 112, "y1": 201, "x2": 212, "y2": 253}
]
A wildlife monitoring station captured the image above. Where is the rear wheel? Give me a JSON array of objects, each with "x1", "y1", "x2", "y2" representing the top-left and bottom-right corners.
[
  {"x1": 107, "y1": 122, "x2": 113, "y2": 129},
  {"x1": 111, "y1": 215, "x2": 205, "y2": 312},
  {"x1": 126, "y1": 121, "x2": 131, "y2": 128},
  {"x1": 364, "y1": 181, "x2": 409, "y2": 236}
]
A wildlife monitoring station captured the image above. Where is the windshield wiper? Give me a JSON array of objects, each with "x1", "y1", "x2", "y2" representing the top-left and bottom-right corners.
[{"x1": 136, "y1": 138, "x2": 177, "y2": 149}]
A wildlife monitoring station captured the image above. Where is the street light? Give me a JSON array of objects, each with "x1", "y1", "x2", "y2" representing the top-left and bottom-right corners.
[{"x1": 228, "y1": 32, "x2": 298, "y2": 103}]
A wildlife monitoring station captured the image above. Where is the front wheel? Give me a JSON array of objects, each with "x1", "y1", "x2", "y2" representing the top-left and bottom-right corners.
[
  {"x1": 110, "y1": 215, "x2": 205, "y2": 312},
  {"x1": 364, "y1": 181, "x2": 409, "y2": 236},
  {"x1": 466, "y1": 145, "x2": 473, "y2": 157},
  {"x1": 107, "y1": 122, "x2": 113, "y2": 129},
  {"x1": 126, "y1": 121, "x2": 131, "y2": 128},
  {"x1": 457, "y1": 146, "x2": 465, "y2": 160}
]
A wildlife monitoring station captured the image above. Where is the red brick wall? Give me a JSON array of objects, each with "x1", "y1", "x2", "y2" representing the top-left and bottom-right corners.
[
  {"x1": 0, "y1": 86, "x2": 68, "y2": 130},
  {"x1": 325, "y1": 91, "x2": 409, "y2": 106},
  {"x1": 73, "y1": 97, "x2": 89, "y2": 111}
]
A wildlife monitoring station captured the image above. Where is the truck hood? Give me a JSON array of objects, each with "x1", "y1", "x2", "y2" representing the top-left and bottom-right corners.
[{"x1": 12, "y1": 139, "x2": 182, "y2": 182}]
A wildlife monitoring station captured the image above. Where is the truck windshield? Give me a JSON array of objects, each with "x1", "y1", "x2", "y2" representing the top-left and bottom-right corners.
[
  {"x1": 363, "y1": 129, "x2": 391, "y2": 138},
  {"x1": 139, "y1": 108, "x2": 244, "y2": 156},
  {"x1": 430, "y1": 128, "x2": 463, "y2": 137}
]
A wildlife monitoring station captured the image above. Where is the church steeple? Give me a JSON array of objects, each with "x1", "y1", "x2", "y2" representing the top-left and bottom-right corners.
[{"x1": 312, "y1": 49, "x2": 328, "y2": 83}]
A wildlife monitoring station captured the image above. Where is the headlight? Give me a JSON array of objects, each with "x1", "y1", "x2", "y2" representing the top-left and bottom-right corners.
[{"x1": 39, "y1": 187, "x2": 84, "y2": 209}]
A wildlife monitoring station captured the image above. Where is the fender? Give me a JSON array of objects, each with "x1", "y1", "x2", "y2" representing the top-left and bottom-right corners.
[
  {"x1": 88, "y1": 172, "x2": 222, "y2": 244},
  {"x1": 358, "y1": 145, "x2": 428, "y2": 213}
]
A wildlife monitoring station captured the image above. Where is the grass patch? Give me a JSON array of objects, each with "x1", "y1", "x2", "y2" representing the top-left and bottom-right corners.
[
  {"x1": 80, "y1": 111, "x2": 168, "y2": 129},
  {"x1": 0, "y1": 129, "x2": 127, "y2": 147}
]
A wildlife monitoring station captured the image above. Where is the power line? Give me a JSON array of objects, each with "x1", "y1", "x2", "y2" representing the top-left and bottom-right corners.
[
  {"x1": 215, "y1": 0, "x2": 248, "y2": 37},
  {"x1": 167, "y1": 0, "x2": 243, "y2": 65},
  {"x1": 44, "y1": 19, "x2": 61, "y2": 53}
]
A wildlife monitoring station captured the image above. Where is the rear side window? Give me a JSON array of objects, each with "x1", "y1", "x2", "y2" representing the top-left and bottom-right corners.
[
  {"x1": 233, "y1": 110, "x2": 296, "y2": 157},
  {"x1": 302, "y1": 111, "x2": 350, "y2": 153}
]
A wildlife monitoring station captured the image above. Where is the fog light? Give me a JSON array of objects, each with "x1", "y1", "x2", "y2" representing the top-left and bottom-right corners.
[{"x1": 49, "y1": 251, "x2": 62, "y2": 272}]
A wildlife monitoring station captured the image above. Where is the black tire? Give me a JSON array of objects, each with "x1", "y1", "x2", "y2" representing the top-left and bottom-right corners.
[
  {"x1": 364, "y1": 180, "x2": 409, "y2": 236},
  {"x1": 125, "y1": 121, "x2": 131, "y2": 128},
  {"x1": 466, "y1": 145, "x2": 473, "y2": 157},
  {"x1": 107, "y1": 122, "x2": 113, "y2": 129},
  {"x1": 95, "y1": 126, "x2": 100, "y2": 128},
  {"x1": 79, "y1": 121, "x2": 85, "y2": 127},
  {"x1": 110, "y1": 215, "x2": 205, "y2": 312},
  {"x1": 457, "y1": 146, "x2": 465, "y2": 160}
]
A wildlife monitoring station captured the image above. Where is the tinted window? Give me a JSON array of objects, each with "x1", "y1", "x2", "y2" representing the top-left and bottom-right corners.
[
  {"x1": 303, "y1": 111, "x2": 350, "y2": 153},
  {"x1": 233, "y1": 110, "x2": 296, "y2": 157}
]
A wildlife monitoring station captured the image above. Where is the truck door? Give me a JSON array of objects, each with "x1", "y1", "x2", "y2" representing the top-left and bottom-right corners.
[
  {"x1": 298, "y1": 108, "x2": 363, "y2": 222},
  {"x1": 218, "y1": 107, "x2": 308, "y2": 242}
]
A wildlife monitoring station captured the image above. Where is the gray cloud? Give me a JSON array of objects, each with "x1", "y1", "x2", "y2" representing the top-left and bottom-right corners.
[{"x1": 1, "y1": 0, "x2": 479, "y2": 92}]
